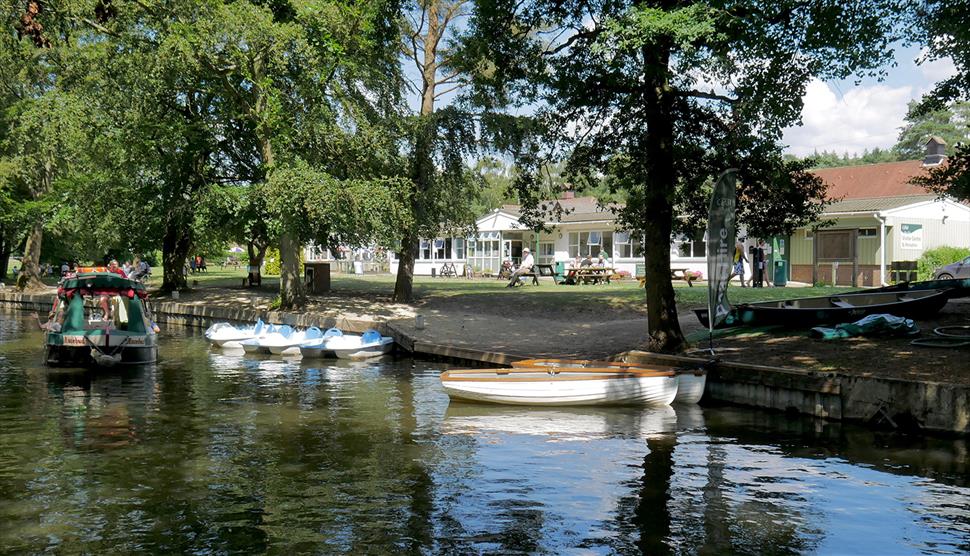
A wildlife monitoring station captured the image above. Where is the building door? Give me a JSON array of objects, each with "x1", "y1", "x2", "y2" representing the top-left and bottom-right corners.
[
  {"x1": 814, "y1": 229, "x2": 858, "y2": 286},
  {"x1": 503, "y1": 240, "x2": 523, "y2": 265}
]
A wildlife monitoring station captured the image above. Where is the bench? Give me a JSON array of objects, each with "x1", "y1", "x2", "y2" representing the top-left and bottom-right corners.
[
  {"x1": 438, "y1": 262, "x2": 458, "y2": 278},
  {"x1": 890, "y1": 260, "x2": 918, "y2": 283},
  {"x1": 636, "y1": 264, "x2": 699, "y2": 287}
]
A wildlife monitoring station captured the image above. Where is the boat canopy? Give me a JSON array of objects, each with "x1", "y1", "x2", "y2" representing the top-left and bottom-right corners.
[{"x1": 57, "y1": 272, "x2": 148, "y2": 300}]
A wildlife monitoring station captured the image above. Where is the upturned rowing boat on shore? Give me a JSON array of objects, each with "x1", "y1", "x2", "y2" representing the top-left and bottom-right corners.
[{"x1": 694, "y1": 288, "x2": 949, "y2": 329}]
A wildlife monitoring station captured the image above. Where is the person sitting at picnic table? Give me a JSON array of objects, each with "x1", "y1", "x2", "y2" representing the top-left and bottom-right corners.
[
  {"x1": 580, "y1": 255, "x2": 592, "y2": 267},
  {"x1": 506, "y1": 248, "x2": 535, "y2": 287}
]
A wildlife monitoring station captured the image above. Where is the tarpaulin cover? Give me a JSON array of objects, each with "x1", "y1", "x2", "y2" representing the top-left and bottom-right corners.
[{"x1": 810, "y1": 314, "x2": 920, "y2": 340}]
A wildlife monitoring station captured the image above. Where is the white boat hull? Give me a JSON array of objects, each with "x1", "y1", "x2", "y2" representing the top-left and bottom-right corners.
[
  {"x1": 299, "y1": 343, "x2": 332, "y2": 358},
  {"x1": 331, "y1": 337, "x2": 395, "y2": 359},
  {"x1": 241, "y1": 339, "x2": 264, "y2": 353},
  {"x1": 441, "y1": 370, "x2": 679, "y2": 407},
  {"x1": 674, "y1": 371, "x2": 707, "y2": 404},
  {"x1": 206, "y1": 322, "x2": 266, "y2": 348}
]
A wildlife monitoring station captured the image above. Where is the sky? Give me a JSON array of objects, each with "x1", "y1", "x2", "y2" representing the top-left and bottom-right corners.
[{"x1": 781, "y1": 44, "x2": 958, "y2": 157}]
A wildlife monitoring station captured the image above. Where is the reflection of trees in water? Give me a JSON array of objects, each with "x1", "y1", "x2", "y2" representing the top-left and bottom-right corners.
[
  {"x1": 636, "y1": 434, "x2": 675, "y2": 555},
  {"x1": 608, "y1": 415, "x2": 821, "y2": 555}
]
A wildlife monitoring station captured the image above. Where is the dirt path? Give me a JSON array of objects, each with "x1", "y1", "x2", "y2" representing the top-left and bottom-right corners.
[{"x1": 145, "y1": 282, "x2": 970, "y2": 384}]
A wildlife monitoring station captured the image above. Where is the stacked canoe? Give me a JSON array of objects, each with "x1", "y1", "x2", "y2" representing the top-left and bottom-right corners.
[{"x1": 440, "y1": 358, "x2": 707, "y2": 407}]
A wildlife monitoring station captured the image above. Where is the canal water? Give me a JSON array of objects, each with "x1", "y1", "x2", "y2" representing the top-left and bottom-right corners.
[{"x1": 1, "y1": 311, "x2": 968, "y2": 554}]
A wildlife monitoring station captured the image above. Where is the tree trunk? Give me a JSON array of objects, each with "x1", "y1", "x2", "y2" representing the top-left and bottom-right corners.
[
  {"x1": 19, "y1": 162, "x2": 53, "y2": 290},
  {"x1": 393, "y1": 230, "x2": 419, "y2": 302},
  {"x1": 247, "y1": 240, "x2": 267, "y2": 286},
  {"x1": 641, "y1": 39, "x2": 686, "y2": 353},
  {"x1": 161, "y1": 218, "x2": 191, "y2": 291},
  {"x1": 19, "y1": 219, "x2": 45, "y2": 289},
  {"x1": 393, "y1": 1, "x2": 442, "y2": 303},
  {"x1": 279, "y1": 232, "x2": 305, "y2": 308},
  {"x1": 0, "y1": 226, "x2": 10, "y2": 280}
]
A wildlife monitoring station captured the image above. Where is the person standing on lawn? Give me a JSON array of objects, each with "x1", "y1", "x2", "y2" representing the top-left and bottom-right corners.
[{"x1": 730, "y1": 240, "x2": 747, "y2": 287}]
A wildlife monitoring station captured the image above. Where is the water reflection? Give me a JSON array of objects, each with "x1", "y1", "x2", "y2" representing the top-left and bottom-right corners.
[{"x1": 0, "y1": 310, "x2": 968, "y2": 554}]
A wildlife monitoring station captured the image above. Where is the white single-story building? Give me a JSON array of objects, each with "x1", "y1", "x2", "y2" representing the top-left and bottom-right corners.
[{"x1": 388, "y1": 193, "x2": 708, "y2": 277}]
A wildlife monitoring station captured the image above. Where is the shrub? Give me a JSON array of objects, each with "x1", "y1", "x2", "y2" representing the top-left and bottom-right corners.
[
  {"x1": 263, "y1": 247, "x2": 304, "y2": 276},
  {"x1": 264, "y1": 247, "x2": 281, "y2": 276},
  {"x1": 917, "y1": 246, "x2": 970, "y2": 280}
]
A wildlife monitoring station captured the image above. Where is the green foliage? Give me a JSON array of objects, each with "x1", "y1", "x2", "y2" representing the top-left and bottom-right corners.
[
  {"x1": 265, "y1": 161, "x2": 414, "y2": 248},
  {"x1": 917, "y1": 246, "x2": 970, "y2": 280},
  {"x1": 806, "y1": 147, "x2": 901, "y2": 169},
  {"x1": 896, "y1": 101, "x2": 970, "y2": 160},
  {"x1": 264, "y1": 247, "x2": 282, "y2": 276}
]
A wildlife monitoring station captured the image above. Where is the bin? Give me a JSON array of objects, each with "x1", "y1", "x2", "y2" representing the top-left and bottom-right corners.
[
  {"x1": 773, "y1": 260, "x2": 788, "y2": 287},
  {"x1": 555, "y1": 261, "x2": 565, "y2": 280},
  {"x1": 304, "y1": 261, "x2": 331, "y2": 294}
]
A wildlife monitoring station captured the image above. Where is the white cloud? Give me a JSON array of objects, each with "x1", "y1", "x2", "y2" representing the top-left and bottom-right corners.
[
  {"x1": 783, "y1": 46, "x2": 960, "y2": 158},
  {"x1": 917, "y1": 47, "x2": 957, "y2": 83},
  {"x1": 783, "y1": 79, "x2": 914, "y2": 157}
]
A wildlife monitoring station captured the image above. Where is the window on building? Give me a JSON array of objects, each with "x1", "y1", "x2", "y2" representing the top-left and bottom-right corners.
[
  {"x1": 568, "y1": 231, "x2": 614, "y2": 258},
  {"x1": 467, "y1": 233, "x2": 501, "y2": 273},
  {"x1": 434, "y1": 238, "x2": 450, "y2": 260},
  {"x1": 858, "y1": 228, "x2": 877, "y2": 238},
  {"x1": 674, "y1": 231, "x2": 707, "y2": 258},
  {"x1": 419, "y1": 240, "x2": 431, "y2": 260},
  {"x1": 614, "y1": 231, "x2": 642, "y2": 258},
  {"x1": 454, "y1": 238, "x2": 465, "y2": 259},
  {"x1": 538, "y1": 242, "x2": 555, "y2": 264}
]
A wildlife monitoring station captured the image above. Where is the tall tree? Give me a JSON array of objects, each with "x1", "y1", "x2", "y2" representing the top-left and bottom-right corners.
[
  {"x1": 0, "y1": 2, "x2": 89, "y2": 288},
  {"x1": 906, "y1": 1, "x2": 970, "y2": 200},
  {"x1": 463, "y1": 0, "x2": 905, "y2": 352},
  {"x1": 392, "y1": 0, "x2": 482, "y2": 303},
  {"x1": 895, "y1": 101, "x2": 970, "y2": 160},
  {"x1": 183, "y1": 0, "x2": 403, "y2": 308}
]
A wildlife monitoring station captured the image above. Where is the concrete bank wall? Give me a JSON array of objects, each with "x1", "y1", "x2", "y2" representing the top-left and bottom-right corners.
[
  {"x1": 621, "y1": 351, "x2": 970, "y2": 436},
  {"x1": 3, "y1": 291, "x2": 968, "y2": 434},
  {"x1": 0, "y1": 291, "x2": 384, "y2": 334}
]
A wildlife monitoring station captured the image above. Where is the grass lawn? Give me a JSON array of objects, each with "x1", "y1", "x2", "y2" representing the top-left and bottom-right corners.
[
  {"x1": 150, "y1": 267, "x2": 856, "y2": 310},
  {"x1": 140, "y1": 267, "x2": 858, "y2": 315}
]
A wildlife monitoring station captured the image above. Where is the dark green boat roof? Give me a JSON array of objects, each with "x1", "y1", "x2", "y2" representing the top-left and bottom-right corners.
[{"x1": 59, "y1": 272, "x2": 147, "y2": 296}]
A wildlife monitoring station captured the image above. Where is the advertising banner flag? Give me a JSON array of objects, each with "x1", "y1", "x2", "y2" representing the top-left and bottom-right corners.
[{"x1": 706, "y1": 169, "x2": 738, "y2": 331}]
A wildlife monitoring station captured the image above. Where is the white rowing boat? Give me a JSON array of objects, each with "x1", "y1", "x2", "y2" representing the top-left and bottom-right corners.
[
  {"x1": 512, "y1": 358, "x2": 707, "y2": 404},
  {"x1": 439, "y1": 366, "x2": 679, "y2": 406}
]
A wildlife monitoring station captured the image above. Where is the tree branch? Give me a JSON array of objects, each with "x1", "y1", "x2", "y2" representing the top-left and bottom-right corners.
[{"x1": 675, "y1": 89, "x2": 739, "y2": 104}]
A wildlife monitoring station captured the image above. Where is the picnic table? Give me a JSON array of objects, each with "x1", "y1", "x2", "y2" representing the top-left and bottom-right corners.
[
  {"x1": 636, "y1": 267, "x2": 699, "y2": 287},
  {"x1": 560, "y1": 266, "x2": 614, "y2": 285}
]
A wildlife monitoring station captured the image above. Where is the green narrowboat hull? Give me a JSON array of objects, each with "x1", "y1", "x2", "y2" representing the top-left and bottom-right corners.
[{"x1": 45, "y1": 331, "x2": 158, "y2": 367}]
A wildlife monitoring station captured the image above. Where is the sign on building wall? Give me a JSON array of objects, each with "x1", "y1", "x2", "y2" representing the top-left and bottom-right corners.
[{"x1": 900, "y1": 223, "x2": 923, "y2": 250}]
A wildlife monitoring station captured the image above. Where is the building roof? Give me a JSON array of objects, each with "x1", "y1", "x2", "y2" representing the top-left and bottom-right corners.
[
  {"x1": 812, "y1": 160, "x2": 933, "y2": 200},
  {"x1": 501, "y1": 196, "x2": 619, "y2": 224},
  {"x1": 824, "y1": 194, "x2": 939, "y2": 214}
]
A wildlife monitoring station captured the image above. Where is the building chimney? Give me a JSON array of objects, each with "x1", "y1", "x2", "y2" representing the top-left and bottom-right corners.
[
  {"x1": 561, "y1": 190, "x2": 575, "y2": 200},
  {"x1": 923, "y1": 136, "x2": 947, "y2": 167}
]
